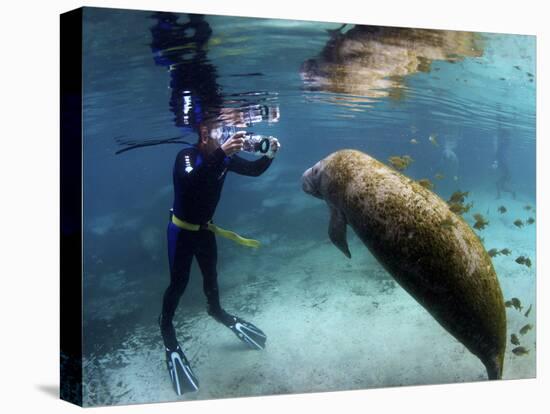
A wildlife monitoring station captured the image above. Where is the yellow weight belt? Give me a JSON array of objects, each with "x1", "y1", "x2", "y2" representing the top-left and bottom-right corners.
[{"x1": 171, "y1": 214, "x2": 260, "y2": 248}]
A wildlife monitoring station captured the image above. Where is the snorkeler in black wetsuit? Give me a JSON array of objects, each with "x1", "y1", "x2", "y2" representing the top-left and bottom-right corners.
[{"x1": 150, "y1": 12, "x2": 280, "y2": 395}]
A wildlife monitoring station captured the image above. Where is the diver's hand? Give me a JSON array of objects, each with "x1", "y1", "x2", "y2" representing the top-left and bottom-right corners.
[
  {"x1": 221, "y1": 131, "x2": 245, "y2": 156},
  {"x1": 267, "y1": 138, "x2": 281, "y2": 159}
]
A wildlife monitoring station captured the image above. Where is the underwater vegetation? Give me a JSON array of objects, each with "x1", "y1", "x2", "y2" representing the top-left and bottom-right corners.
[
  {"x1": 388, "y1": 155, "x2": 413, "y2": 171},
  {"x1": 473, "y1": 213, "x2": 489, "y2": 230}
]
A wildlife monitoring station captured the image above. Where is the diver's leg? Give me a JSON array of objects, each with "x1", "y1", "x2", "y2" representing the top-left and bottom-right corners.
[
  {"x1": 195, "y1": 230, "x2": 267, "y2": 350},
  {"x1": 160, "y1": 223, "x2": 200, "y2": 395},
  {"x1": 160, "y1": 222, "x2": 194, "y2": 350},
  {"x1": 194, "y1": 230, "x2": 227, "y2": 320}
]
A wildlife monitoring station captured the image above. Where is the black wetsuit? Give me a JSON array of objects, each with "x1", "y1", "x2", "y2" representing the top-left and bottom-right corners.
[{"x1": 160, "y1": 144, "x2": 273, "y2": 350}]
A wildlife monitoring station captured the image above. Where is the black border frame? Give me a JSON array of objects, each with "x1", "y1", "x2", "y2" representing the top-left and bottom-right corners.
[{"x1": 60, "y1": 7, "x2": 83, "y2": 407}]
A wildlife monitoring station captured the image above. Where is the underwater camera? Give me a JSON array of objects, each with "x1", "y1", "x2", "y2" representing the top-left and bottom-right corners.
[
  {"x1": 213, "y1": 126, "x2": 273, "y2": 156},
  {"x1": 242, "y1": 132, "x2": 271, "y2": 155}
]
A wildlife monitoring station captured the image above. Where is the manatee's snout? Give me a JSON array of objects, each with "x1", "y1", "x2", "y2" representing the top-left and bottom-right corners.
[
  {"x1": 302, "y1": 162, "x2": 323, "y2": 199},
  {"x1": 302, "y1": 168, "x2": 314, "y2": 193}
]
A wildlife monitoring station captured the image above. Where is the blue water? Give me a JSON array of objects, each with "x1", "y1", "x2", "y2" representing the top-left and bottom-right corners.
[{"x1": 80, "y1": 7, "x2": 536, "y2": 406}]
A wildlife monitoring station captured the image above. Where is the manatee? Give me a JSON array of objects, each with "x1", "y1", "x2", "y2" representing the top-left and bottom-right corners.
[
  {"x1": 302, "y1": 149, "x2": 506, "y2": 380},
  {"x1": 300, "y1": 25, "x2": 483, "y2": 98}
]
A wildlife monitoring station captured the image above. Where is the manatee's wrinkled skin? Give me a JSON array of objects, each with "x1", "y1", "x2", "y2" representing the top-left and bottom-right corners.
[{"x1": 302, "y1": 149, "x2": 506, "y2": 379}]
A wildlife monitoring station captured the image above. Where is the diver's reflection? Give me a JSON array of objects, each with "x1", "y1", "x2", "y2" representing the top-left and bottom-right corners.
[{"x1": 150, "y1": 12, "x2": 279, "y2": 132}]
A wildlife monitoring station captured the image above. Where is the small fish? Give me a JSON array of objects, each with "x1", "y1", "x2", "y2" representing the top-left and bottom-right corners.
[
  {"x1": 449, "y1": 200, "x2": 473, "y2": 215},
  {"x1": 388, "y1": 155, "x2": 414, "y2": 171},
  {"x1": 514, "y1": 219, "x2": 524, "y2": 228},
  {"x1": 499, "y1": 248, "x2": 512, "y2": 256},
  {"x1": 497, "y1": 206, "x2": 507, "y2": 214},
  {"x1": 511, "y1": 297, "x2": 522, "y2": 311},
  {"x1": 512, "y1": 346, "x2": 529, "y2": 356},
  {"x1": 473, "y1": 220, "x2": 488, "y2": 230},
  {"x1": 515, "y1": 256, "x2": 531, "y2": 268},
  {"x1": 417, "y1": 178, "x2": 434, "y2": 190},
  {"x1": 473, "y1": 213, "x2": 489, "y2": 230},
  {"x1": 511, "y1": 334, "x2": 520, "y2": 346},
  {"x1": 524, "y1": 304, "x2": 532, "y2": 317},
  {"x1": 435, "y1": 173, "x2": 444, "y2": 180},
  {"x1": 524, "y1": 205, "x2": 532, "y2": 210},
  {"x1": 500, "y1": 77, "x2": 506, "y2": 81},
  {"x1": 513, "y1": 65, "x2": 521, "y2": 70},
  {"x1": 428, "y1": 134, "x2": 439, "y2": 147},
  {"x1": 504, "y1": 300, "x2": 513, "y2": 308},
  {"x1": 527, "y1": 72, "x2": 534, "y2": 77},
  {"x1": 519, "y1": 324, "x2": 533, "y2": 335},
  {"x1": 526, "y1": 217, "x2": 535, "y2": 225},
  {"x1": 487, "y1": 248, "x2": 500, "y2": 258},
  {"x1": 448, "y1": 191, "x2": 469, "y2": 204},
  {"x1": 410, "y1": 138, "x2": 418, "y2": 144}
]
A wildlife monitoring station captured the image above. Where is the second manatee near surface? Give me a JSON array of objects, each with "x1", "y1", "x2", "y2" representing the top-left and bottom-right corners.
[{"x1": 302, "y1": 149, "x2": 506, "y2": 379}]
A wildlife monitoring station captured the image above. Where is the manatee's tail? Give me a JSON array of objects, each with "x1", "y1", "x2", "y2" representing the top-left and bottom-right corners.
[{"x1": 484, "y1": 353, "x2": 504, "y2": 380}]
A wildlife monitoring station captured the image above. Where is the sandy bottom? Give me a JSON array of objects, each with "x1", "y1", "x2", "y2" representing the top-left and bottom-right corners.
[{"x1": 81, "y1": 190, "x2": 536, "y2": 407}]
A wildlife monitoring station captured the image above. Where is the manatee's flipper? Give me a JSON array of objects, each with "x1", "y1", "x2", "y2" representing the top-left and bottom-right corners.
[{"x1": 329, "y1": 207, "x2": 351, "y2": 258}]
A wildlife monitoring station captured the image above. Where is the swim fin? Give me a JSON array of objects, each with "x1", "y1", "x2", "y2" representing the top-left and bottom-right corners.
[
  {"x1": 224, "y1": 315, "x2": 267, "y2": 350},
  {"x1": 165, "y1": 345, "x2": 199, "y2": 395}
]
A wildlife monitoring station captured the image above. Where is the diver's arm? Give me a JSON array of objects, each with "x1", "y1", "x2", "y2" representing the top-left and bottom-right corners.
[
  {"x1": 227, "y1": 137, "x2": 279, "y2": 176},
  {"x1": 228, "y1": 154, "x2": 273, "y2": 177},
  {"x1": 175, "y1": 147, "x2": 226, "y2": 182}
]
